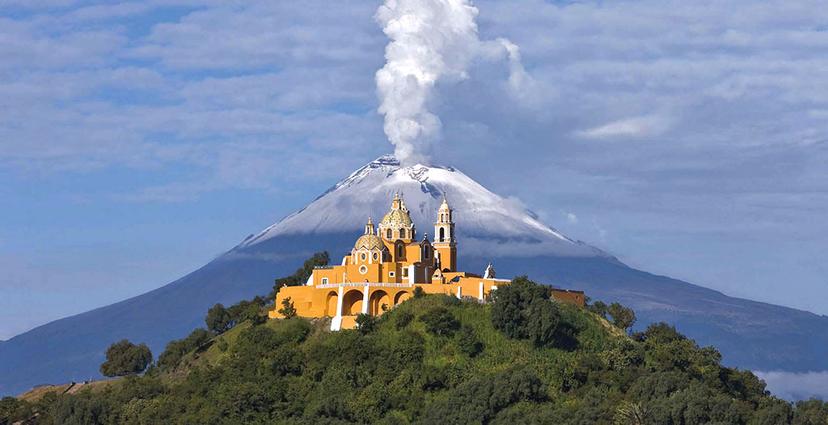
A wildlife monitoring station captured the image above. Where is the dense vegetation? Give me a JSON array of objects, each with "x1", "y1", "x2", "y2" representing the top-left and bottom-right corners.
[{"x1": 3, "y1": 256, "x2": 827, "y2": 424}]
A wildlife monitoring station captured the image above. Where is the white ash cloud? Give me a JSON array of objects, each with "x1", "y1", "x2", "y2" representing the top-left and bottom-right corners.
[{"x1": 375, "y1": 0, "x2": 531, "y2": 165}]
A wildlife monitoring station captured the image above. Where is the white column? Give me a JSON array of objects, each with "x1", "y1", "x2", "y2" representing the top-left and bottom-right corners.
[
  {"x1": 408, "y1": 265, "x2": 416, "y2": 284},
  {"x1": 362, "y1": 284, "x2": 370, "y2": 315},
  {"x1": 456, "y1": 286, "x2": 462, "y2": 299},
  {"x1": 331, "y1": 285, "x2": 345, "y2": 331},
  {"x1": 479, "y1": 281, "x2": 484, "y2": 300},
  {"x1": 337, "y1": 285, "x2": 344, "y2": 315}
]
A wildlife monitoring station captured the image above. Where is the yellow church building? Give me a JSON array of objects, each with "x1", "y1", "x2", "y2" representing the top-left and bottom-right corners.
[{"x1": 269, "y1": 193, "x2": 584, "y2": 330}]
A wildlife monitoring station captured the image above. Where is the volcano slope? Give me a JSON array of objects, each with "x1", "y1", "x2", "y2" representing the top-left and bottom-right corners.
[{"x1": 1, "y1": 155, "x2": 826, "y2": 396}]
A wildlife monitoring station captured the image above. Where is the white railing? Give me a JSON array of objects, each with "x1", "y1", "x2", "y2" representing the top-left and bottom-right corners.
[{"x1": 316, "y1": 282, "x2": 415, "y2": 289}]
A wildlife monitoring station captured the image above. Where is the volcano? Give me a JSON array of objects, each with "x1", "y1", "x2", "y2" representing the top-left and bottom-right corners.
[{"x1": 2, "y1": 155, "x2": 827, "y2": 396}]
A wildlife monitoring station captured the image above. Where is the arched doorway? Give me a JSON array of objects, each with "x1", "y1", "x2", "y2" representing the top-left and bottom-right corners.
[
  {"x1": 342, "y1": 289, "x2": 364, "y2": 315},
  {"x1": 394, "y1": 291, "x2": 411, "y2": 305},
  {"x1": 369, "y1": 290, "x2": 391, "y2": 315},
  {"x1": 325, "y1": 291, "x2": 338, "y2": 317}
]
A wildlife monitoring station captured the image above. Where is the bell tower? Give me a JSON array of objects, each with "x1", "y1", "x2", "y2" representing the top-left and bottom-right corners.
[{"x1": 433, "y1": 196, "x2": 456, "y2": 272}]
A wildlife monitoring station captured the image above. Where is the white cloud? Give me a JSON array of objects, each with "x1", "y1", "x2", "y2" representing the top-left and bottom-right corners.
[
  {"x1": 576, "y1": 115, "x2": 672, "y2": 140},
  {"x1": 566, "y1": 212, "x2": 578, "y2": 224},
  {"x1": 755, "y1": 370, "x2": 828, "y2": 401}
]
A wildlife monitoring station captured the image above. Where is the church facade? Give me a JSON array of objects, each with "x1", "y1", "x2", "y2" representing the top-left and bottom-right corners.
[{"x1": 268, "y1": 194, "x2": 584, "y2": 330}]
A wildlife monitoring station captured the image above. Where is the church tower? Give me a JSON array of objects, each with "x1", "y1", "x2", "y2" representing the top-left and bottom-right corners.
[{"x1": 433, "y1": 196, "x2": 456, "y2": 272}]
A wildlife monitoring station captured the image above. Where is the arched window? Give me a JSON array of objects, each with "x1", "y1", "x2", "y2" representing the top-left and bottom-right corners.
[
  {"x1": 400, "y1": 229, "x2": 406, "y2": 239},
  {"x1": 397, "y1": 244, "x2": 404, "y2": 258},
  {"x1": 386, "y1": 229, "x2": 392, "y2": 239},
  {"x1": 439, "y1": 227, "x2": 445, "y2": 242}
]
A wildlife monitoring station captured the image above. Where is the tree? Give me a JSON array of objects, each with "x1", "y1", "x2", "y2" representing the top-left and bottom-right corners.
[
  {"x1": 608, "y1": 303, "x2": 636, "y2": 332},
  {"x1": 524, "y1": 298, "x2": 561, "y2": 347},
  {"x1": 157, "y1": 328, "x2": 212, "y2": 371},
  {"x1": 100, "y1": 339, "x2": 152, "y2": 377},
  {"x1": 491, "y1": 276, "x2": 566, "y2": 347},
  {"x1": 589, "y1": 300, "x2": 609, "y2": 318},
  {"x1": 395, "y1": 310, "x2": 414, "y2": 330},
  {"x1": 413, "y1": 286, "x2": 425, "y2": 298},
  {"x1": 0, "y1": 397, "x2": 32, "y2": 424},
  {"x1": 228, "y1": 298, "x2": 266, "y2": 325},
  {"x1": 613, "y1": 401, "x2": 648, "y2": 425},
  {"x1": 419, "y1": 307, "x2": 459, "y2": 336},
  {"x1": 279, "y1": 297, "x2": 297, "y2": 319},
  {"x1": 271, "y1": 251, "x2": 330, "y2": 298},
  {"x1": 793, "y1": 399, "x2": 828, "y2": 425},
  {"x1": 205, "y1": 303, "x2": 232, "y2": 334},
  {"x1": 355, "y1": 313, "x2": 376, "y2": 335},
  {"x1": 456, "y1": 325, "x2": 483, "y2": 357}
]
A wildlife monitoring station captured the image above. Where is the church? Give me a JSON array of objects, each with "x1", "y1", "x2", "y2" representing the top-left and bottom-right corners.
[{"x1": 268, "y1": 193, "x2": 584, "y2": 330}]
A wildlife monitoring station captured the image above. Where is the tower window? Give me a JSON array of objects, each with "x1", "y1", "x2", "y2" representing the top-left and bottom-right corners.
[
  {"x1": 372, "y1": 252, "x2": 379, "y2": 261},
  {"x1": 386, "y1": 229, "x2": 392, "y2": 239},
  {"x1": 400, "y1": 229, "x2": 406, "y2": 239},
  {"x1": 439, "y1": 227, "x2": 445, "y2": 242}
]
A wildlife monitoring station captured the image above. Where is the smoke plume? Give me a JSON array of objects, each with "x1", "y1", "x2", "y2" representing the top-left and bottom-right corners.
[{"x1": 375, "y1": 0, "x2": 530, "y2": 165}]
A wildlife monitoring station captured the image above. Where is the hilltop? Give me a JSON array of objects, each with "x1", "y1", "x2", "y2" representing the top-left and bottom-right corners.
[
  {"x1": 3, "y1": 155, "x2": 828, "y2": 396},
  {"x1": 3, "y1": 275, "x2": 826, "y2": 424}
]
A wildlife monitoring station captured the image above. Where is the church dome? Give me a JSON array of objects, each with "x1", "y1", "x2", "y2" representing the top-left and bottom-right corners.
[
  {"x1": 380, "y1": 208, "x2": 413, "y2": 228},
  {"x1": 354, "y1": 234, "x2": 385, "y2": 251}
]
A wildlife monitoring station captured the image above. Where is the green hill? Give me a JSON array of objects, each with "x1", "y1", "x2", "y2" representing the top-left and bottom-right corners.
[{"x1": 3, "y1": 274, "x2": 828, "y2": 424}]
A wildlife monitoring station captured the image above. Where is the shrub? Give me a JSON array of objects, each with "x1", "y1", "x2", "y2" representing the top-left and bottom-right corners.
[
  {"x1": 607, "y1": 303, "x2": 636, "y2": 332},
  {"x1": 456, "y1": 325, "x2": 483, "y2": 357},
  {"x1": 413, "y1": 286, "x2": 425, "y2": 298},
  {"x1": 356, "y1": 313, "x2": 377, "y2": 335},
  {"x1": 419, "y1": 307, "x2": 459, "y2": 336},
  {"x1": 589, "y1": 300, "x2": 609, "y2": 318},
  {"x1": 491, "y1": 276, "x2": 567, "y2": 347},
  {"x1": 205, "y1": 303, "x2": 232, "y2": 334},
  {"x1": 157, "y1": 328, "x2": 211, "y2": 371},
  {"x1": 395, "y1": 310, "x2": 414, "y2": 330},
  {"x1": 100, "y1": 340, "x2": 152, "y2": 377},
  {"x1": 421, "y1": 368, "x2": 545, "y2": 424},
  {"x1": 271, "y1": 251, "x2": 329, "y2": 298},
  {"x1": 278, "y1": 297, "x2": 297, "y2": 319}
]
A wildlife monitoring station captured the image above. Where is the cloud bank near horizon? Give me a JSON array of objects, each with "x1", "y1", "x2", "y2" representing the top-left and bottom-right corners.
[{"x1": 756, "y1": 371, "x2": 828, "y2": 402}]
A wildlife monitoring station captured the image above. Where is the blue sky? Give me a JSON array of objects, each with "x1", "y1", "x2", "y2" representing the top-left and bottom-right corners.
[{"x1": 2, "y1": 0, "x2": 828, "y2": 342}]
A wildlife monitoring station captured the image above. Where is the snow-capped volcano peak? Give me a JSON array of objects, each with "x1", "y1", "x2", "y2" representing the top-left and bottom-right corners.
[{"x1": 242, "y1": 155, "x2": 606, "y2": 258}]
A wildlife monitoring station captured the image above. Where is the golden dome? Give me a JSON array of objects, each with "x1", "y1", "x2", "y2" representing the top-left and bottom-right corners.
[
  {"x1": 380, "y1": 192, "x2": 413, "y2": 228},
  {"x1": 354, "y1": 234, "x2": 385, "y2": 251},
  {"x1": 380, "y1": 208, "x2": 413, "y2": 228}
]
